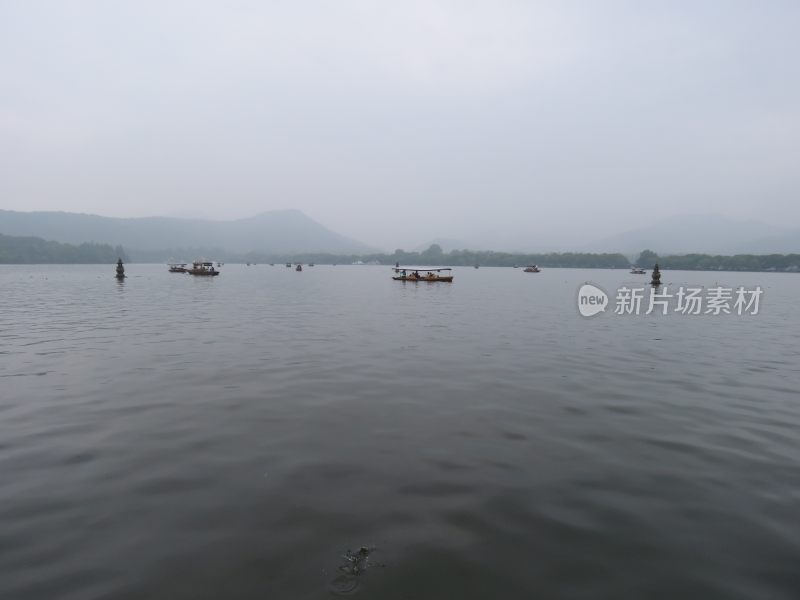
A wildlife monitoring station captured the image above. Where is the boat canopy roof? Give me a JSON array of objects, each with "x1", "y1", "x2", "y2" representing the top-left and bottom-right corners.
[{"x1": 394, "y1": 267, "x2": 452, "y2": 272}]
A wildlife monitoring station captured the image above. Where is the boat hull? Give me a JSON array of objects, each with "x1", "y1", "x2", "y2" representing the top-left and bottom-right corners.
[{"x1": 392, "y1": 276, "x2": 453, "y2": 282}]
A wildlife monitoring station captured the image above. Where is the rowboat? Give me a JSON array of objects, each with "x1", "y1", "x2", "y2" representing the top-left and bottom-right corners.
[{"x1": 523, "y1": 265, "x2": 541, "y2": 273}]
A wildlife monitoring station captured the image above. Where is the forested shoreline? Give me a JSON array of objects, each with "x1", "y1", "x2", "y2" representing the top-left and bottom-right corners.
[
  {"x1": 0, "y1": 233, "x2": 126, "y2": 264},
  {"x1": 236, "y1": 245, "x2": 800, "y2": 272},
  {"x1": 1, "y1": 234, "x2": 798, "y2": 272}
]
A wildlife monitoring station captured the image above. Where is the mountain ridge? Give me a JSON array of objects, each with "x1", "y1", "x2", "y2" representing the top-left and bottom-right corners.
[{"x1": 0, "y1": 209, "x2": 372, "y2": 256}]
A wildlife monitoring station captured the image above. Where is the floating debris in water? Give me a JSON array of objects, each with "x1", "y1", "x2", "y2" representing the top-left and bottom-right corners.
[
  {"x1": 342, "y1": 547, "x2": 371, "y2": 575},
  {"x1": 329, "y1": 546, "x2": 382, "y2": 596}
]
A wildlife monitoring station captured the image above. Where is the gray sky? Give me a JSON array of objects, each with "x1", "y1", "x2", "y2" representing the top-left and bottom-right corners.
[{"x1": 1, "y1": 1, "x2": 798, "y2": 250}]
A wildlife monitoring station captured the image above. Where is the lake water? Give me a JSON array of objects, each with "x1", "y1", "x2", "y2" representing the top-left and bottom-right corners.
[{"x1": 1, "y1": 264, "x2": 799, "y2": 599}]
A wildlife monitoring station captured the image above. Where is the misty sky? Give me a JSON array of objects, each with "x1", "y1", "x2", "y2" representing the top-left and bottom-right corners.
[{"x1": 1, "y1": 1, "x2": 798, "y2": 250}]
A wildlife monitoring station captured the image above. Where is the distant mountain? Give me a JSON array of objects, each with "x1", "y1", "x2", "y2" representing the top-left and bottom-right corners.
[
  {"x1": 0, "y1": 209, "x2": 371, "y2": 257},
  {"x1": 583, "y1": 214, "x2": 792, "y2": 256}
]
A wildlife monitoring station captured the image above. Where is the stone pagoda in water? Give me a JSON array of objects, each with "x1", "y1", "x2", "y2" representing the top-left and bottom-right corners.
[
  {"x1": 115, "y1": 258, "x2": 126, "y2": 279},
  {"x1": 650, "y1": 263, "x2": 661, "y2": 286}
]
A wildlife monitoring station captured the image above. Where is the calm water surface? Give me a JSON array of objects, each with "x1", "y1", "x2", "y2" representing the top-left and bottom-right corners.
[{"x1": 1, "y1": 264, "x2": 799, "y2": 599}]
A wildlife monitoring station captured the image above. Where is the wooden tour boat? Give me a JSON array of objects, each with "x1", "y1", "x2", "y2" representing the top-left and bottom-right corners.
[
  {"x1": 187, "y1": 261, "x2": 220, "y2": 276},
  {"x1": 393, "y1": 267, "x2": 454, "y2": 283}
]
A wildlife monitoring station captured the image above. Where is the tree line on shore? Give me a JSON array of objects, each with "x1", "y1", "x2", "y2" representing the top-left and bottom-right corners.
[
  {"x1": 241, "y1": 245, "x2": 800, "y2": 272},
  {"x1": 636, "y1": 249, "x2": 800, "y2": 272},
  {"x1": 245, "y1": 245, "x2": 629, "y2": 268},
  {"x1": 0, "y1": 233, "x2": 126, "y2": 264},
  {"x1": 1, "y1": 233, "x2": 798, "y2": 272}
]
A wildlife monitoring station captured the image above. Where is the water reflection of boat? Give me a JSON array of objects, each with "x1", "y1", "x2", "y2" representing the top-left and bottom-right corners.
[
  {"x1": 523, "y1": 265, "x2": 541, "y2": 273},
  {"x1": 392, "y1": 267, "x2": 453, "y2": 282},
  {"x1": 168, "y1": 263, "x2": 188, "y2": 273},
  {"x1": 187, "y1": 261, "x2": 220, "y2": 276},
  {"x1": 630, "y1": 266, "x2": 646, "y2": 274}
]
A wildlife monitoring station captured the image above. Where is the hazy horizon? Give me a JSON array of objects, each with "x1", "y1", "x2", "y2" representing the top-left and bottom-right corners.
[{"x1": 2, "y1": 1, "x2": 798, "y2": 249}]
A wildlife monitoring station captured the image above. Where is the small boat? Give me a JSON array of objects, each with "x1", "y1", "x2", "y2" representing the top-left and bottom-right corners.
[
  {"x1": 285, "y1": 263, "x2": 292, "y2": 268},
  {"x1": 474, "y1": 264, "x2": 479, "y2": 269},
  {"x1": 187, "y1": 260, "x2": 220, "y2": 276},
  {"x1": 309, "y1": 263, "x2": 315, "y2": 267},
  {"x1": 630, "y1": 266, "x2": 646, "y2": 274},
  {"x1": 168, "y1": 263, "x2": 188, "y2": 273},
  {"x1": 513, "y1": 265, "x2": 519, "y2": 269},
  {"x1": 296, "y1": 264, "x2": 303, "y2": 271},
  {"x1": 393, "y1": 267, "x2": 454, "y2": 283},
  {"x1": 523, "y1": 265, "x2": 541, "y2": 273}
]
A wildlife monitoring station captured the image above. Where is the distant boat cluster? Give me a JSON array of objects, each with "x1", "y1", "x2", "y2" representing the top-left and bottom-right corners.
[{"x1": 115, "y1": 260, "x2": 551, "y2": 284}]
